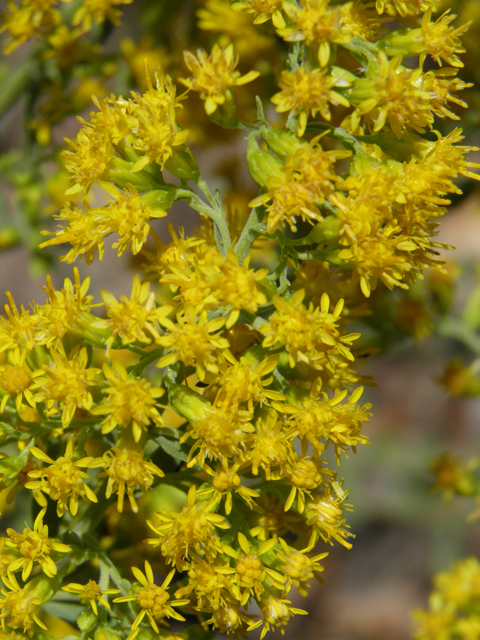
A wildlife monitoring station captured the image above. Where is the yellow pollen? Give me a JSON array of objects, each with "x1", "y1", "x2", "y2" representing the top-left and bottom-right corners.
[
  {"x1": 289, "y1": 460, "x2": 322, "y2": 489},
  {"x1": 138, "y1": 586, "x2": 169, "y2": 615},
  {"x1": 0, "y1": 365, "x2": 31, "y2": 394},
  {"x1": 237, "y1": 554, "x2": 262, "y2": 581}
]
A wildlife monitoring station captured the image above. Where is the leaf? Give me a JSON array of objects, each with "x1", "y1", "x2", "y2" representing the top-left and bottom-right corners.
[
  {"x1": 184, "y1": 624, "x2": 215, "y2": 640},
  {"x1": 155, "y1": 434, "x2": 189, "y2": 463},
  {"x1": 0, "y1": 444, "x2": 31, "y2": 489},
  {"x1": 42, "y1": 600, "x2": 84, "y2": 623}
]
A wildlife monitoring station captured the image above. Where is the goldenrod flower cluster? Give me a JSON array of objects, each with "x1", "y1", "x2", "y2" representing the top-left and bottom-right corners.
[
  {"x1": 0, "y1": 0, "x2": 478, "y2": 639},
  {"x1": 412, "y1": 557, "x2": 480, "y2": 640}
]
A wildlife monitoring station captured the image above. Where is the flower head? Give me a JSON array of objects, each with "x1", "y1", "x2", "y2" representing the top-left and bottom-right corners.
[
  {"x1": 25, "y1": 440, "x2": 97, "y2": 516},
  {"x1": 31, "y1": 345, "x2": 100, "y2": 427},
  {"x1": 0, "y1": 573, "x2": 47, "y2": 636},
  {"x1": 97, "y1": 276, "x2": 173, "y2": 350},
  {"x1": 91, "y1": 361, "x2": 164, "y2": 442},
  {"x1": 250, "y1": 594, "x2": 308, "y2": 639},
  {"x1": 271, "y1": 66, "x2": 350, "y2": 136},
  {"x1": 156, "y1": 306, "x2": 230, "y2": 381},
  {"x1": 276, "y1": 539, "x2": 328, "y2": 597},
  {"x1": 114, "y1": 561, "x2": 188, "y2": 639},
  {"x1": 62, "y1": 580, "x2": 119, "y2": 615},
  {"x1": 5, "y1": 508, "x2": 71, "y2": 580},
  {"x1": 232, "y1": 0, "x2": 282, "y2": 25},
  {"x1": 276, "y1": 0, "x2": 352, "y2": 67},
  {"x1": 97, "y1": 445, "x2": 164, "y2": 513},
  {"x1": 260, "y1": 290, "x2": 358, "y2": 369},
  {"x1": 0, "y1": 350, "x2": 40, "y2": 413},
  {"x1": 145, "y1": 486, "x2": 229, "y2": 570},
  {"x1": 179, "y1": 44, "x2": 260, "y2": 115}
]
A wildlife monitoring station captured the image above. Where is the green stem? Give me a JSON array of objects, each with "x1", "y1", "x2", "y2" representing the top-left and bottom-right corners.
[
  {"x1": 128, "y1": 348, "x2": 164, "y2": 377},
  {"x1": 305, "y1": 123, "x2": 366, "y2": 156},
  {"x1": 177, "y1": 183, "x2": 232, "y2": 254},
  {"x1": 0, "y1": 57, "x2": 41, "y2": 118},
  {"x1": 437, "y1": 317, "x2": 480, "y2": 356},
  {"x1": 234, "y1": 206, "x2": 265, "y2": 264}
]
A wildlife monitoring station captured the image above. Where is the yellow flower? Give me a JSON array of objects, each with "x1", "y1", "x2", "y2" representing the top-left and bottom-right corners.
[
  {"x1": 206, "y1": 601, "x2": 254, "y2": 636},
  {"x1": 114, "y1": 561, "x2": 188, "y2": 638},
  {"x1": 275, "y1": 0, "x2": 352, "y2": 67},
  {"x1": 62, "y1": 123, "x2": 114, "y2": 194},
  {"x1": 0, "y1": 0, "x2": 60, "y2": 54},
  {"x1": 142, "y1": 224, "x2": 205, "y2": 280},
  {"x1": 213, "y1": 250, "x2": 269, "y2": 327},
  {"x1": 0, "y1": 350, "x2": 41, "y2": 413},
  {"x1": 179, "y1": 400, "x2": 255, "y2": 467},
  {"x1": 260, "y1": 290, "x2": 358, "y2": 369},
  {"x1": 0, "y1": 292, "x2": 38, "y2": 355},
  {"x1": 305, "y1": 483, "x2": 354, "y2": 549},
  {"x1": 31, "y1": 345, "x2": 100, "y2": 427},
  {"x1": 375, "y1": 0, "x2": 437, "y2": 18},
  {"x1": 197, "y1": 0, "x2": 273, "y2": 59},
  {"x1": 249, "y1": 594, "x2": 308, "y2": 639},
  {"x1": 411, "y1": 607, "x2": 453, "y2": 640},
  {"x1": 72, "y1": 0, "x2": 133, "y2": 32},
  {"x1": 156, "y1": 306, "x2": 230, "y2": 381},
  {"x1": 0, "y1": 572, "x2": 47, "y2": 636},
  {"x1": 90, "y1": 361, "x2": 164, "y2": 443},
  {"x1": 179, "y1": 44, "x2": 260, "y2": 115},
  {"x1": 284, "y1": 456, "x2": 330, "y2": 513},
  {"x1": 281, "y1": 380, "x2": 371, "y2": 462},
  {"x1": 5, "y1": 508, "x2": 71, "y2": 581},
  {"x1": 348, "y1": 53, "x2": 433, "y2": 137},
  {"x1": 174, "y1": 557, "x2": 238, "y2": 611},
  {"x1": 97, "y1": 276, "x2": 173, "y2": 350},
  {"x1": 342, "y1": 0, "x2": 386, "y2": 41},
  {"x1": 422, "y1": 68, "x2": 471, "y2": 121},
  {"x1": 271, "y1": 66, "x2": 350, "y2": 136},
  {"x1": 276, "y1": 538, "x2": 328, "y2": 597},
  {"x1": 62, "y1": 580, "x2": 119, "y2": 615},
  {"x1": 35, "y1": 269, "x2": 94, "y2": 349},
  {"x1": 96, "y1": 183, "x2": 170, "y2": 256},
  {"x1": 249, "y1": 493, "x2": 306, "y2": 542},
  {"x1": 435, "y1": 557, "x2": 480, "y2": 607},
  {"x1": 145, "y1": 486, "x2": 229, "y2": 570},
  {"x1": 121, "y1": 36, "x2": 172, "y2": 90},
  {"x1": 126, "y1": 70, "x2": 190, "y2": 174},
  {"x1": 249, "y1": 138, "x2": 348, "y2": 232},
  {"x1": 39, "y1": 201, "x2": 110, "y2": 264},
  {"x1": 198, "y1": 459, "x2": 260, "y2": 514},
  {"x1": 380, "y1": 9, "x2": 470, "y2": 68},
  {"x1": 61, "y1": 68, "x2": 187, "y2": 194},
  {"x1": 95, "y1": 444, "x2": 164, "y2": 513},
  {"x1": 223, "y1": 533, "x2": 286, "y2": 605},
  {"x1": 25, "y1": 440, "x2": 98, "y2": 517},
  {"x1": 210, "y1": 351, "x2": 285, "y2": 412},
  {"x1": 248, "y1": 409, "x2": 295, "y2": 480},
  {"x1": 231, "y1": 0, "x2": 282, "y2": 25}
]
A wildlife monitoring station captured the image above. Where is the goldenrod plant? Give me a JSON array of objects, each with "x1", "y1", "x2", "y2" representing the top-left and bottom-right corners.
[{"x1": 0, "y1": 1, "x2": 479, "y2": 639}]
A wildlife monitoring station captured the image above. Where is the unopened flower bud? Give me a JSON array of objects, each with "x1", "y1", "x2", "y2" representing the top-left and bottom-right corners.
[
  {"x1": 168, "y1": 383, "x2": 212, "y2": 424},
  {"x1": 247, "y1": 137, "x2": 283, "y2": 187},
  {"x1": 164, "y1": 144, "x2": 200, "y2": 181}
]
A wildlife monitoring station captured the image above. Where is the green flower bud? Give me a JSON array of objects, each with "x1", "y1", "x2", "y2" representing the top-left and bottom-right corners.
[
  {"x1": 109, "y1": 157, "x2": 154, "y2": 192},
  {"x1": 262, "y1": 127, "x2": 308, "y2": 159},
  {"x1": 378, "y1": 28, "x2": 423, "y2": 58},
  {"x1": 247, "y1": 137, "x2": 283, "y2": 187},
  {"x1": 68, "y1": 311, "x2": 121, "y2": 350},
  {"x1": 168, "y1": 383, "x2": 212, "y2": 424},
  {"x1": 164, "y1": 144, "x2": 200, "y2": 181},
  {"x1": 301, "y1": 217, "x2": 342, "y2": 244}
]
